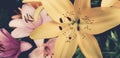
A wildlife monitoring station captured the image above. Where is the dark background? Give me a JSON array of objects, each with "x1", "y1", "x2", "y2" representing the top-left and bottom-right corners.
[{"x1": 0, "y1": 0, "x2": 120, "y2": 58}]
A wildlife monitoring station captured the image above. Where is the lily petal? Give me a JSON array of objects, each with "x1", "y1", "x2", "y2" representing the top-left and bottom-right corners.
[
  {"x1": 102, "y1": 0, "x2": 120, "y2": 8},
  {"x1": 30, "y1": 21, "x2": 69, "y2": 39},
  {"x1": 34, "y1": 6, "x2": 44, "y2": 22},
  {"x1": 80, "y1": 7, "x2": 120, "y2": 34},
  {"x1": 80, "y1": 19, "x2": 119, "y2": 34},
  {"x1": 11, "y1": 28, "x2": 32, "y2": 38},
  {"x1": 20, "y1": 41, "x2": 32, "y2": 52},
  {"x1": 113, "y1": 0, "x2": 120, "y2": 8},
  {"x1": 29, "y1": 47, "x2": 44, "y2": 58},
  {"x1": 77, "y1": 33, "x2": 103, "y2": 58},
  {"x1": 34, "y1": 39, "x2": 44, "y2": 47},
  {"x1": 54, "y1": 33, "x2": 77, "y2": 58},
  {"x1": 41, "y1": 0, "x2": 76, "y2": 23},
  {"x1": 40, "y1": 10, "x2": 52, "y2": 23},
  {"x1": 9, "y1": 19, "x2": 25, "y2": 28},
  {"x1": 74, "y1": 0, "x2": 91, "y2": 16},
  {"x1": 80, "y1": 7, "x2": 120, "y2": 24},
  {"x1": 101, "y1": 0, "x2": 117, "y2": 7}
]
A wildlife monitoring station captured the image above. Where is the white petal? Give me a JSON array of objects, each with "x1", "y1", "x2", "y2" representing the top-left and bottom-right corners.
[
  {"x1": 11, "y1": 28, "x2": 32, "y2": 38},
  {"x1": 9, "y1": 19, "x2": 26, "y2": 28}
]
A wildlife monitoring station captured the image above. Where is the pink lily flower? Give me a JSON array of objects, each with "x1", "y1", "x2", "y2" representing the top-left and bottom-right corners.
[
  {"x1": 0, "y1": 28, "x2": 32, "y2": 58},
  {"x1": 44, "y1": 39, "x2": 55, "y2": 57},
  {"x1": 9, "y1": 2, "x2": 54, "y2": 58},
  {"x1": 9, "y1": 4, "x2": 51, "y2": 38},
  {"x1": 29, "y1": 38, "x2": 56, "y2": 58}
]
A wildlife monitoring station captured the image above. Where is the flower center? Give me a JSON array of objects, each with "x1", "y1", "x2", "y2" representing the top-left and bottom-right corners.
[
  {"x1": 58, "y1": 17, "x2": 80, "y2": 43},
  {"x1": 24, "y1": 13, "x2": 34, "y2": 23},
  {"x1": 58, "y1": 17, "x2": 80, "y2": 31}
]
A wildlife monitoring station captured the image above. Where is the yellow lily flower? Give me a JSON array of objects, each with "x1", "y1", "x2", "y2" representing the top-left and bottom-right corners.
[
  {"x1": 29, "y1": 0, "x2": 120, "y2": 58},
  {"x1": 101, "y1": 0, "x2": 120, "y2": 8}
]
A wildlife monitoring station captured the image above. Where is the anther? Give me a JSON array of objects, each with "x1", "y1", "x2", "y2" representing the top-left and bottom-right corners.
[
  {"x1": 67, "y1": 17, "x2": 72, "y2": 21},
  {"x1": 27, "y1": 13, "x2": 29, "y2": 18},
  {"x1": 47, "y1": 13, "x2": 49, "y2": 16},
  {"x1": 59, "y1": 26, "x2": 62, "y2": 30},
  {"x1": 59, "y1": 18, "x2": 63, "y2": 23},
  {"x1": 69, "y1": 37, "x2": 72, "y2": 40},
  {"x1": 29, "y1": 15, "x2": 34, "y2": 19},
  {"x1": 77, "y1": 26, "x2": 80, "y2": 31},
  {"x1": 77, "y1": 19, "x2": 80, "y2": 24},
  {"x1": 24, "y1": 16, "x2": 28, "y2": 23}
]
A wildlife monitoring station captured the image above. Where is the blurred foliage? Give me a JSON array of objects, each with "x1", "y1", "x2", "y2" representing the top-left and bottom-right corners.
[{"x1": 0, "y1": 0, "x2": 22, "y2": 32}]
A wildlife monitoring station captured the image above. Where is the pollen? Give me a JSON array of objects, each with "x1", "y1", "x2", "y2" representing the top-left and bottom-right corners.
[
  {"x1": 59, "y1": 18, "x2": 63, "y2": 23},
  {"x1": 77, "y1": 26, "x2": 80, "y2": 31},
  {"x1": 59, "y1": 26, "x2": 62, "y2": 30},
  {"x1": 77, "y1": 19, "x2": 80, "y2": 24},
  {"x1": 69, "y1": 37, "x2": 72, "y2": 40},
  {"x1": 67, "y1": 17, "x2": 72, "y2": 21}
]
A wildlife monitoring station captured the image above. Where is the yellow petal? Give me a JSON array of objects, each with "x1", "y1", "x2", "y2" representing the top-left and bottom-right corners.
[
  {"x1": 112, "y1": 0, "x2": 120, "y2": 8},
  {"x1": 80, "y1": 7, "x2": 120, "y2": 23},
  {"x1": 74, "y1": 0, "x2": 91, "y2": 16},
  {"x1": 30, "y1": 21, "x2": 69, "y2": 39},
  {"x1": 54, "y1": 33, "x2": 77, "y2": 58},
  {"x1": 41, "y1": 0, "x2": 76, "y2": 23},
  {"x1": 80, "y1": 7, "x2": 120, "y2": 34},
  {"x1": 101, "y1": 0, "x2": 117, "y2": 7},
  {"x1": 34, "y1": 6, "x2": 44, "y2": 22},
  {"x1": 77, "y1": 33, "x2": 103, "y2": 58}
]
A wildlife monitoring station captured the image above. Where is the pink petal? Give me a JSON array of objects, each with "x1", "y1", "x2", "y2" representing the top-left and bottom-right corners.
[
  {"x1": 44, "y1": 38, "x2": 56, "y2": 56},
  {"x1": 34, "y1": 39, "x2": 44, "y2": 47},
  {"x1": 9, "y1": 19, "x2": 26, "y2": 28},
  {"x1": 20, "y1": 41, "x2": 32, "y2": 52},
  {"x1": 21, "y1": 4, "x2": 35, "y2": 20},
  {"x1": 11, "y1": 14, "x2": 21, "y2": 19},
  {"x1": 0, "y1": 28, "x2": 13, "y2": 39},
  {"x1": 40, "y1": 10, "x2": 52, "y2": 24},
  {"x1": 0, "y1": 28, "x2": 20, "y2": 58},
  {"x1": 11, "y1": 28, "x2": 32, "y2": 38},
  {"x1": 29, "y1": 47, "x2": 44, "y2": 58}
]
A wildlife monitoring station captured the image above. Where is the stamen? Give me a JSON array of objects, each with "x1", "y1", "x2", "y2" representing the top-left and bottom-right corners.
[
  {"x1": 69, "y1": 37, "x2": 72, "y2": 40},
  {"x1": 45, "y1": 46, "x2": 50, "y2": 51},
  {"x1": 77, "y1": 19, "x2": 80, "y2": 24},
  {"x1": 59, "y1": 26, "x2": 62, "y2": 30},
  {"x1": 77, "y1": 26, "x2": 80, "y2": 31},
  {"x1": 67, "y1": 17, "x2": 72, "y2": 21},
  {"x1": 47, "y1": 13, "x2": 49, "y2": 16},
  {"x1": 24, "y1": 14, "x2": 34, "y2": 23},
  {"x1": 24, "y1": 16, "x2": 28, "y2": 23},
  {"x1": 27, "y1": 14, "x2": 34, "y2": 22},
  {"x1": 28, "y1": 20, "x2": 34, "y2": 22},
  {"x1": 59, "y1": 18, "x2": 63, "y2": 23},
  {"x1": 29, "y1": 15, "x2": 34, "y2": 19},
  {"x1": 52, "y1": 53, "x2": 54, "y2": 55},
  {"x1": 27, "y1": 13, "x2": 29, "y2": 18}
]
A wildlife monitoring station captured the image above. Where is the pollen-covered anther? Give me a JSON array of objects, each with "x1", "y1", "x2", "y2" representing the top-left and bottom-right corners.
[
  {"x1": 29, "y1": 15, "x2": 34, "y2": 19},
  {"x1": 24, "y1": 16, "x2": 28, "y2": 23},
  {"x1": 59, "y1": 18, "x2": 63, "y2": 23},
  {"x1": 77, "y1": 19, "x2": 80, "y2": 24},
  {"x1": 69, "y1": 37, "x2": 72, "y2": 40},
  {"x1": 77, "y1": 26, "x2": 80, "y2": 31},
  {"x1": 59, "y1": 26, "x2": 62, "y2": 30},
  {"x1": 67, "y1": 17, "x2": 72, "y2": 21}
]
